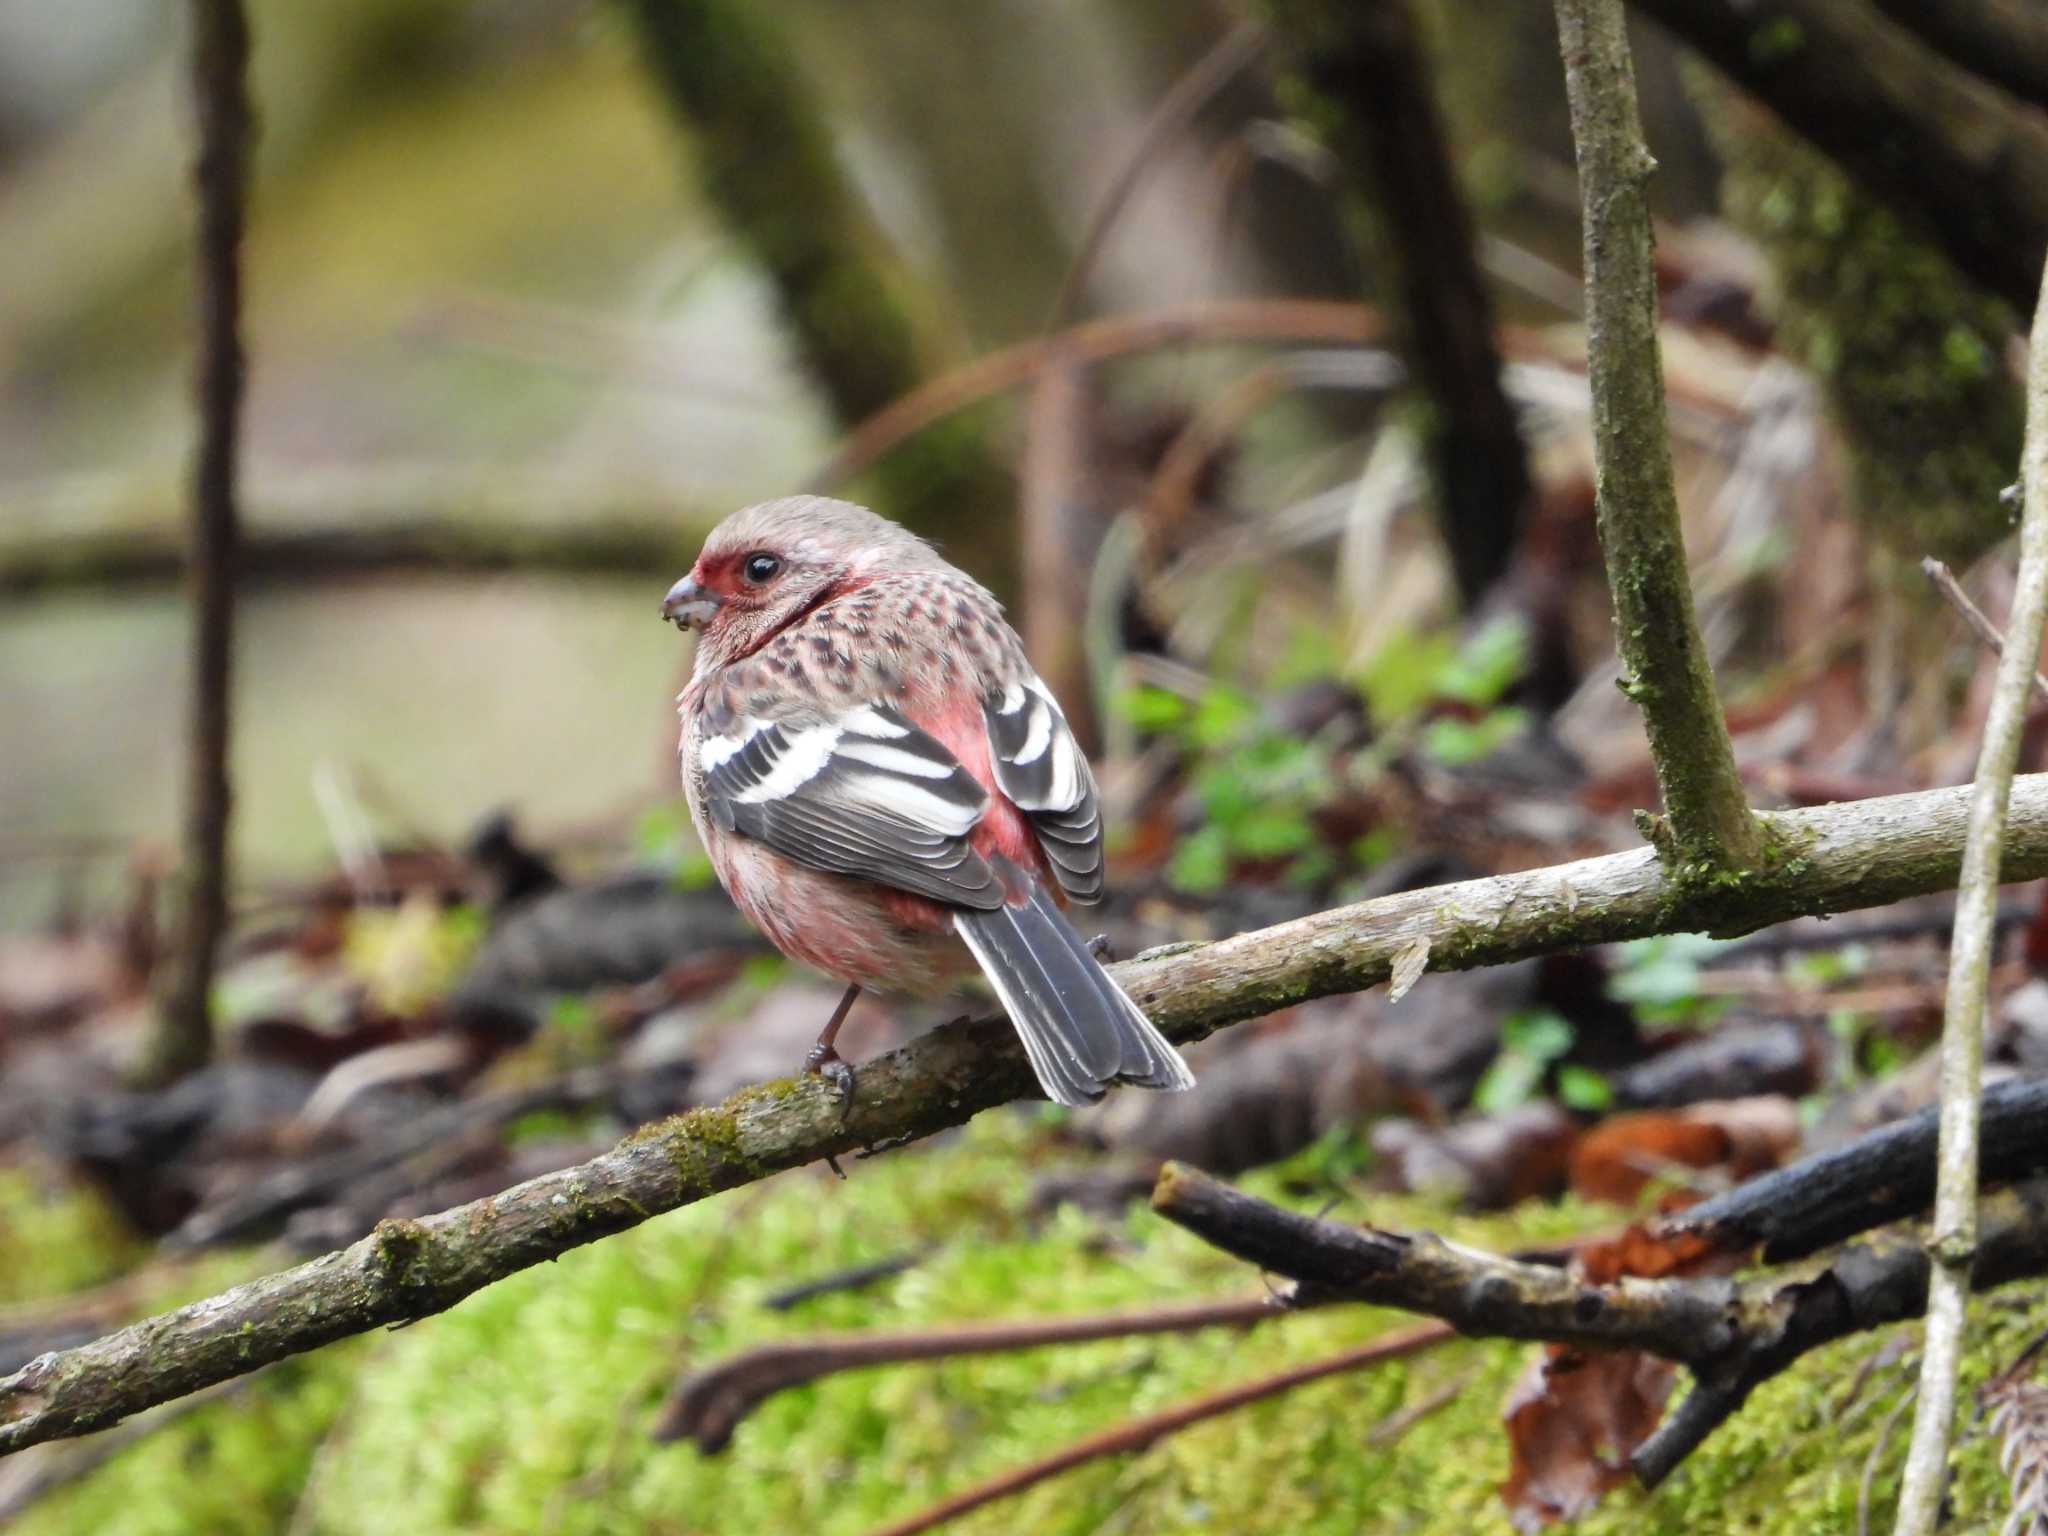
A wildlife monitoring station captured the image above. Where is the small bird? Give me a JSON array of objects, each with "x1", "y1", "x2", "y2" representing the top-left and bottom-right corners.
[{"x1": 662, "y1": 495, "x2": 1194, "y2": 1108}]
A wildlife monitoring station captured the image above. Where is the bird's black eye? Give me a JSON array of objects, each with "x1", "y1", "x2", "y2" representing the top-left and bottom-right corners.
[{"x1": 742, "y1": 552, "x2": 782, "y2": 584}]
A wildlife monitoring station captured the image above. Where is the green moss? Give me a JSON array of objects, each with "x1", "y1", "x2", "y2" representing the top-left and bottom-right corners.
[
  {"x1": 15, "y1": 1118, "x2": 2048, "y2": 1534},
  {"x1": 0, "y1": 1161, "x2": 142, "y2": 1305}
]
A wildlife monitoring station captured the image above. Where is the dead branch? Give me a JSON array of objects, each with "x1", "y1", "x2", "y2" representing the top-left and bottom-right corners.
[
  {"x1": 1669, "y1": 1076, "x2": 2048, "y2": 1262},
  {"x1": 14, "y1": 776, "x2": 2048, "y2": 1453},
  {"x1": 1149, "y1": 1162, "x2": 2048, "y2": 1488},
  {"x1": 655, "y1": 1294, "x2": 1285, "y2": 1452},
  {"x1": 1557, "y1": 0, "x2": 1766, "y2": 876}
]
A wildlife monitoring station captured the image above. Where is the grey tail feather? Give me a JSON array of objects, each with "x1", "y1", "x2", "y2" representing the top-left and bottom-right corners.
[{"x1": 952, "y1": 882, "x2": 1196, "y2": 1108}]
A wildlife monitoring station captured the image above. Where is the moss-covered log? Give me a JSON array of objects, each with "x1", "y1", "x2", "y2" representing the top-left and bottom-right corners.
[{"x1": 13, "y1": 776, "x2": 2048, "y2": 1453}]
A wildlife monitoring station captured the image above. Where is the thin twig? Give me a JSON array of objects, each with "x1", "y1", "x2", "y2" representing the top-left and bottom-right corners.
[
  {"x1": 150, "y1": 0, "x2": 251, "y2": 1081},
  {"x1": 17, "y1": 776, "x2": 2048, "y2": 1453},
  {"x1": 1893, "y1": 252, "x2": 2048, "y2": 1536},
  {"x1": 809, "y1": 299, "x2": 1392, "y2": 489},
  {"x1": 1045, "y1": 21, "x2": 1266, "y2": 330},
  {"x1": 861, "y1": 1321, "x2": 1451, "y2": 1536},
  {"x1": 1922, "y1": 558, "x2": 2048, "y2": 704},
  {"x1": 654, "y1": 1294, "x2": 1288, "y2": 1451},
  {"x1": 1555, "y1": 0, "x2": 1766, "y2": 875}
]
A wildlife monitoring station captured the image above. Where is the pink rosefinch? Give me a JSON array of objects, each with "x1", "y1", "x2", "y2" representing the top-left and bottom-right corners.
[{"x1": 661, "y1": 495, "x2": 1194, "y2": 1107}]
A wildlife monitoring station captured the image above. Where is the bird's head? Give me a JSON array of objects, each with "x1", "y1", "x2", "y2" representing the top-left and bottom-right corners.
[{"x1": 661, "y1": 495, "x2": 945, "y2": 667}]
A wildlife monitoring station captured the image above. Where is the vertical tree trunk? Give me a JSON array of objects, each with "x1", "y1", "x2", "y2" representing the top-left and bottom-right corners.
[
  {"x1": 149, "y1": 0, "x2": 251, "y2": 1083},
  {"x1": 1261, "y1": 0, "x2": 1532, "y2": 607}
]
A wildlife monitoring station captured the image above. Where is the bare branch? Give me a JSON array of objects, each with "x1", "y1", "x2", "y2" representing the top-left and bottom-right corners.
[
  {"x1": 1149, "y1": 1163, "x2": 2048, "y2": 1488},
  {"x1": 1556, "y1": 0, "x2": 1766, "y2": 875},
  {"x1": 1893, "y1": 250, "x2": 2048, "y2": 1536},
  {"x1": 14, "y1": 776, "x2": 2048, "y2": 1453},
  {"x1": 656, "y1": 1294, "x2": 1287, "y2": 1452}
]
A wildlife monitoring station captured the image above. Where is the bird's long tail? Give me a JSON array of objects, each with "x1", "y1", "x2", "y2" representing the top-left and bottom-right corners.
[{"x1": 952, "y1": 870, "x2": 1196, "y2": 1108}]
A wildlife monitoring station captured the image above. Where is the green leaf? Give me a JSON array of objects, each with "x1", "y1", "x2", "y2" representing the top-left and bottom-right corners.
[
  {"x1": 1168, "y1": 825, "x2": 1231, "y2": 893},
  {"x1": 1556, "y1": 1064, "x2": 1613, "y2": 1111},
  {"x1": 1439, "y1": 616, "x2": 1529, "y2": 707}
]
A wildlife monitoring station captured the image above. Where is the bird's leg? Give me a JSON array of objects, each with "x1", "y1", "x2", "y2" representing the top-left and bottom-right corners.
[{"x1": 804, "y1": 983, "x2": 862, "y2": 1119}]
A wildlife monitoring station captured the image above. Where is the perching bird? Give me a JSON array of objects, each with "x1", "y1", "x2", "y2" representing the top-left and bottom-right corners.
[{"x1": 661, "y1": 495, "x2": 1194, "y2": 1108}]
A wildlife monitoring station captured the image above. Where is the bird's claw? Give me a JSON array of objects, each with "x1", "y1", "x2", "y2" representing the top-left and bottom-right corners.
[
  {"x1": 1085, "y1": 932, "x2": 1117, "y2": 962},
  {"x1": 804, "y1": 1044, "x2": 858, "y2": 1122}
]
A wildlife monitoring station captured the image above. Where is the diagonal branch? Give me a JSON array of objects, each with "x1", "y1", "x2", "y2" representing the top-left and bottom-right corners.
[
  {"x1": 13, "y1": 777, "x2": 2048, "y2": 1454},
  {"x1": 1556, "y1": 0, "x2": 1766, "y2": 876}
]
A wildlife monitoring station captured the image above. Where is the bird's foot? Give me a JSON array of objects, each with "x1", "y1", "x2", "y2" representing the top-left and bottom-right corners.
[
  {"x1": 1085, "y1": 932, "x2": 1117, "y2": 962},
  {"x1": 804, "y1": 1042, "x2": 859, "y2": 1122}
]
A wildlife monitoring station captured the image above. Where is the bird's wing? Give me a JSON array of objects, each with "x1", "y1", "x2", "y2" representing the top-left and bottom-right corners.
[
  {"x1": 698, "y1": 699, "x2": 1006, "y2": 909},
  {"x1": 984, "y1": 676, "x2": 1104, "y2": 903}
]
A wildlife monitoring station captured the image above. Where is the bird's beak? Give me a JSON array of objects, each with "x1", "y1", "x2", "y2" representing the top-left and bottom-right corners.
[{"x1": 661, "y1": 574, "x2": 720, "y2": 630}]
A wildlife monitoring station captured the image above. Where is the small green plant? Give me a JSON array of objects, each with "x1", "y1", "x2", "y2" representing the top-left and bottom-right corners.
[
  {"x1": 1472, "y1": 1009, "x2": 1583, "y2": 1113},
  {"x1": 1607, "y1": 932, "x2": 1734, "y2": 1026}
]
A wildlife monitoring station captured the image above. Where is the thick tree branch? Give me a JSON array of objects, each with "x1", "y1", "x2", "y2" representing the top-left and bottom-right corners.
[
  {"x1": 1626, "y1": 0, "x2": 2048, "y2": 316},
  {"x1": 1894, "y1": 248, "x2": 2048, "y2": 1536},
  {"x1": 1557, "y1": 0, "x2": 1766, "y2": 876},
  {"x1": 1151, "y1": 1163, "x2": 2048, "y2": 1488},
  {"x1": 14, "y1": 777, "x2": 2048, "y2": 1453}
]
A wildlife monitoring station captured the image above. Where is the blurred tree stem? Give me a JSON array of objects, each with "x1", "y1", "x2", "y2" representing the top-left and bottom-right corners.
[
  {"x1": 1259, "y1": 0, "x2": 1531, "y2": 608},
  {"x1": 1555, "y1": 0, "x2": 1765, "y2": 877},
  {"x1": 148, "y1": 0, "x2": 252, "y2": 1085},
  {"x1": 623, "y1": 0, "x2": 1012, "y2": 592}
]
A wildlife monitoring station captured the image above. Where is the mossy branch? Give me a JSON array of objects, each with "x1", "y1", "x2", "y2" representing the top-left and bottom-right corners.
[
  {"x1": 12, "y1": 777, "x2": 2048, "y2": 1453},
  {"x1": 1555, "y1": 0, "x2": 1766, "y2": 877},
  {"x1": 1151, "y1": 1162, "x2": 2048, "y2": 1489}
]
